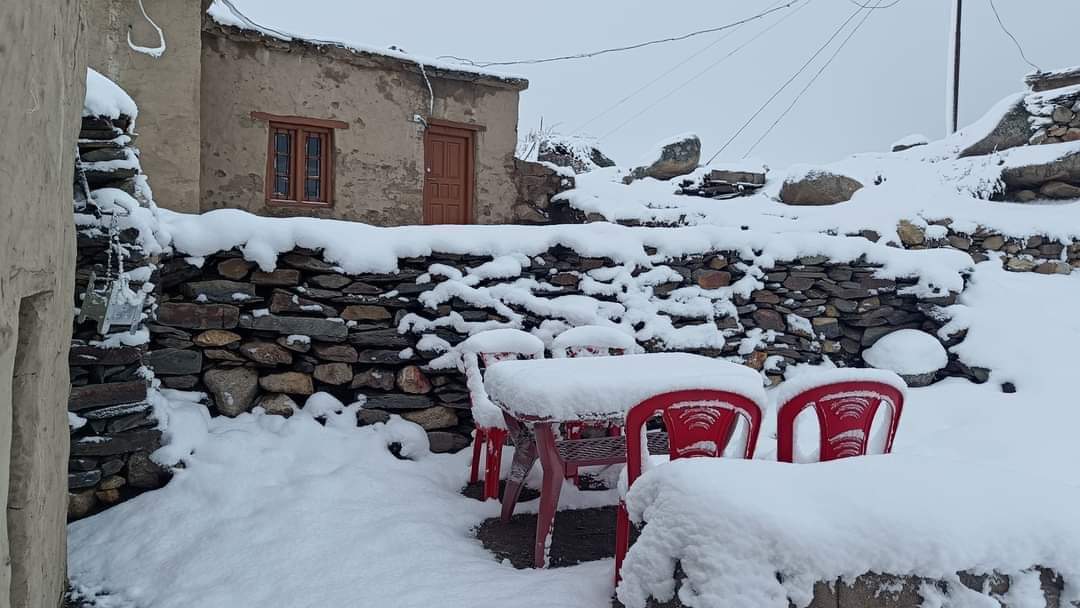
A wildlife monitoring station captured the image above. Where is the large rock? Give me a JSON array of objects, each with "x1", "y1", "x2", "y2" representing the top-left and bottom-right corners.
[
  {"x1": 958, "y1": 97, "x2": 1032, "y2": 157},
  {"x1": 1039, "y1": 180, "x2": 1080, "y2": 199},
  {"x1": 779, "y1": 171, "x2": 864, "y2": 206},
  {"x1": 537, "y1": 138, "x2": 615, "y2": 173},
  {"x1": 126, "y1": 451, "x2": 168, "y2": 489},
  {"x1": 256, "y1": 393, "x2": 297, "y2": 416},
  {"x1": 259, "y1": 371, "x2": 315, "y2": 395},
  {"x1": 626, "y1": 134, "x2": 701, "y2": 182},
  {"x1": 204, "y1": 367, "x2": 260, "y2": 416},
  {"x1": 1001, "y1": 151, "x2": 1080, "y2": 189}
]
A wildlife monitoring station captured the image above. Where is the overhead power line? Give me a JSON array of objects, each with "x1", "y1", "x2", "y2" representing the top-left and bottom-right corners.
[
  {"x1": 438, "y1": 2, "x2": 802, "y2": 68},
  {"x1": 845, "y1": 0, "x2": 901, "y2": 8},
  {"x1": 596, "y1": 0, "x2": 813, "y2": 142},
  {"x1": 571, "y1": 0, "x2": 790, "y2": 136},
  {"x1": 987, "y1": 0, "x2": 1040, "y2": 72},
  {"x1": 742, "y1": 0, "x2": 881, "y2": 157},
  {"x1": 705, "y1": 1, "x2": 882, "y2": 164}
]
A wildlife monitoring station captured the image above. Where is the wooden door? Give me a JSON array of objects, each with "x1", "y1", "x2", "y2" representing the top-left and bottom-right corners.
[{"x1": 423, "y1": 124, "x2": 474, "y2": 224}]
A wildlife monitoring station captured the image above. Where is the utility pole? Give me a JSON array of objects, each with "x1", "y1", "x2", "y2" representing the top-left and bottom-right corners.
[{"x1": 948, "y1": 0, "x2": 963, "y2": 134}]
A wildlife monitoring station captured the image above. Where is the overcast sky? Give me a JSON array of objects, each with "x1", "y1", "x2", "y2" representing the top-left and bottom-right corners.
[{"x1": 233, "y1": 0, "x2": 1080, "y2": 167}]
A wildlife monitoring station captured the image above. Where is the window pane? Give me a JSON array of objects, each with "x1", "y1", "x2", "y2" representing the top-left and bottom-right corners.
[
  {"x1": 306, "y1": 156, "x2": 320, "y2": 178},
  {"x1": 275, "y1": 131, "x2": 291, "y2": 154},
  {"x1": 274, "y1": 176, "x2": 289, "y2": 197},
  {"x1": 275, "y1": 154, "x2": 290, "y2": 175},
  {"x1": 307, "y1": 134, "x2": 321, "y2": 157},
  {"x1": 305, "y1": 178, "x2": 320, "y2": 201}
]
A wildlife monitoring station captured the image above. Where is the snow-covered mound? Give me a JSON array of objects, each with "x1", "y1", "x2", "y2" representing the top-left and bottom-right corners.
[
  {"x1": 862, "y1": 329, "x2": 948, "y2": 376},
  {"x1": 83, "y1": 67, "x2": 138, "y2": 120}
]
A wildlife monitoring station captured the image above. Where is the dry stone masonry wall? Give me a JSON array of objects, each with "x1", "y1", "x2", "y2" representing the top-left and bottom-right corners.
[
  {"x1": 144, "y1": 240, "x2": 967, "y2": 460},
  {"x1": 69, "y1": 110, "x2": 168, "y2": 520}
]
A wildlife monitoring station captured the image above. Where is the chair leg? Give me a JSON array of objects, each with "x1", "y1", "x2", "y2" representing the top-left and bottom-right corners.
[
  {"x1": 483, "y1": 428, "x2": 508, "y2": 501},
  {"x1": 470, "y1": 426, "x2": 486, "y2": 485},
  {"x1": 534, "y1": 424, "x2": 564, "y2": 568},
  {"x1": 614, "y1": 501, "x2": 631, "y2": 585}
]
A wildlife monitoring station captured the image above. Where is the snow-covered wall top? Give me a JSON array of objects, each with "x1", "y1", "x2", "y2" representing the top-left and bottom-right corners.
[
  {"x1": 83, "y1": 68, "x2": 138, "y2": 121},
  {"x1": 205, "y1": 0, "x2": 526, "y2": 85}
]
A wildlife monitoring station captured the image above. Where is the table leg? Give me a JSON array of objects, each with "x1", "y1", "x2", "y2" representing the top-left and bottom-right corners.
[
  {"x1": 500, "y1": 416, "x2": 536, "y2": 522},
  {"x1": 533, "y1": 423, "x2": 564, "y2": 568}
]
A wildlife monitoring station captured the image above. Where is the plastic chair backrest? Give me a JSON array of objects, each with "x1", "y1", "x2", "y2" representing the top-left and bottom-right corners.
[
  {"x1": 623, "y1": 389, "x2": 764, "y2": 490},
  {"x1": 776, "y1": 381, "x2": 904, "y2": 463}
]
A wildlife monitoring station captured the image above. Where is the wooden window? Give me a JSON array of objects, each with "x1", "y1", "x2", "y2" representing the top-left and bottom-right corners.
[{"x1": 252, "y1": 112, "x2": 348, "y2": 206}]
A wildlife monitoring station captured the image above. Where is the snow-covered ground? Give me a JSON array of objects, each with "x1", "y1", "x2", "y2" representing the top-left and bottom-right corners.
[{"x1": 68, "y1": 260, "x2": 1080, "y2": 608}]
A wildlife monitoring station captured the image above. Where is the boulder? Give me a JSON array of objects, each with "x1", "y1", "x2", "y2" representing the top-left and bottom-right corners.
[
  {"x1": 958, "y1": 97, "x2": 1032, "y2": 157},
  {"x1": 625, "y1": 134, "x2": 701, "y2": 182},
  {"x1": 537, "y1": 138, "x2": 615, "y2": 173},
  {"x1": 779, "y1": 171, "x2": 863, "y2": 206},
  {"x1": 204, "y1": 367, "x2": 260, "y2": 416},
  {"x1": 1000, "y1": 151, "x2": 1080, "y2": 189},
  {"x1": 426, "y1": 431, "x2": 470, "y2": 454},
  {"x1": 862, "y1": 329, "x2": 947, "y2": 387},
  {"x1": 1039, "y1": 180, "x2": 1080, "y2": 199},
  {"x1": 126, "y1": 451, "x2": 168, "y2": 489}
]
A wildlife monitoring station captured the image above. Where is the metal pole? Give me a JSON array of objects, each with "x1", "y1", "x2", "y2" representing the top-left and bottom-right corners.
[{"x1": 950, "y1": 0, "x2": 963, "y2": 133}]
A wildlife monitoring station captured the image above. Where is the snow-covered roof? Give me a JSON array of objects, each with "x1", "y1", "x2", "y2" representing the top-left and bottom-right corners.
[
  {"x1": 83, "y1": 68, "x2": 138, "y2": 120},
  {"x1": 205, "y1": 1, "x2": 527, "y2": 90}
]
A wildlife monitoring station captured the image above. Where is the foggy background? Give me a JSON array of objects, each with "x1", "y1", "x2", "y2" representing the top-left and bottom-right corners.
[{"x1": 228, "y1": 0, "x2": 1080, "y2": 167}]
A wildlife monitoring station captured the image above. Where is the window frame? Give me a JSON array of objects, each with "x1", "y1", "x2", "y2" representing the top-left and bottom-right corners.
[{"x1": 252, "y1": 112, "x2": 348, "y2": 207}]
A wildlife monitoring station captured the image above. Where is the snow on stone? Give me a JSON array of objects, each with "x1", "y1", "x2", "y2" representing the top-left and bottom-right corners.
[
  {"x1": 204, "y1": 0, "x2": 522, "y2": 82},
  {"x1": 637, "y1": 131, "x2": 699, "y2": 167},
  {"x1": 551, "y1": 325, "x2": 640, "y2": 357},
  {"x1": 617, "y1": 456, "x2": 1080, "y2": 608},
  {"x1": 890, "y1": 133, "x2": 928, "y2": 149},
  {"x1": 484, "y1": 353, "x2": 767, "y2": 422},
  {"x1": 862, "y1": 329, "x2": 948, "y2": 376},
  {"x1": 83, "y1": 68, "x2": 138, "y2": 121}
]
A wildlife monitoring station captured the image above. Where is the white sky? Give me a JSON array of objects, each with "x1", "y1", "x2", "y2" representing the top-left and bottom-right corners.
[{"x1": 230, "y1": 0, "x2": 1080, "y2": 167}]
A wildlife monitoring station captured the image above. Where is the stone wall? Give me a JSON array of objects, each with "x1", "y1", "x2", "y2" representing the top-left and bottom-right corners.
[
  {"x1": 511, "y1": 159, "x2": 576, "y2": 224},
  {"x1": 0, "y1": 0, "x2": 85, "y2": 604},
  {"x1": 69, "y1": 111, "x2": 168, "y2": 521},
  {"x1": 634, "y1": 567, "x2": 1067, "y2": 608},
  {"x1": 138, "y1": 243, "x2": 962, "y2": 458}
]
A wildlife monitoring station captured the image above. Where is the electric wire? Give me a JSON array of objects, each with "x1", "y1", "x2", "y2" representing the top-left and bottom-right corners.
[
  {"x1": 437, "y1": 2, "x2": 802, "y2": 68},
  {"x1": 987, "y1": 0, "x2": 1040, "y2": 72},
  {"x1": 705, "y1": 2, "x2": 870, "y2": 165},
  {"x1": 742, "y1": 0, "x2": 881, "y2": 157}
]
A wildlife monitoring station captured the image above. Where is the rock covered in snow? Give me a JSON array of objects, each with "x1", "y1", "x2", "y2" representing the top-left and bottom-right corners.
[
  {"x1": 83, "y1": 68, "x2": 138, "y2": 121},
  {"x1": 625, "y1": 133, "x2": 701, "y2": 183},
  {"x1": 891, "y1": 134, "x2": 929, "y2": 152},
  {"x1": 779, "y1": 170, "x2": 864, "y2": 206},
  {"x1": 537, "y1": 135, "x2": 615, "y2": 174},
  {"x1": 862, "y1": 329, "x2": 947, "y2": 387}
]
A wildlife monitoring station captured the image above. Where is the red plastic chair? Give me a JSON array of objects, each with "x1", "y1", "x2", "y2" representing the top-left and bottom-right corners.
[
  {"x1": 466, "y1": 351, "x2": 540, "y2": 500},
  {"x1": 776, "y1": 379, "x2": 905, "y2": 463},
  {"x1": 611, "y1": 389, "x2": 764, "y2": 583}
]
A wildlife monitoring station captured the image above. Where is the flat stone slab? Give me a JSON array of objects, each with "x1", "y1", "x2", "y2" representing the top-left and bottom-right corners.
[{"x1": 239, "y1": 314, "x2": 348, "y2": 340}]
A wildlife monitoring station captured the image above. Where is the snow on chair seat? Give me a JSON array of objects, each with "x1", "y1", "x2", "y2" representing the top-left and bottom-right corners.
[
  {"x1": 603, "y1": 389, "x2": 764, "y2": 583},
  {"x1": 457, "y1": 328, "x2": 545, "y2": 501},
  {"x1": 551, "y1": 325, "x2": 639, "y2": 359},
  {"x1": 774, "y1": 368, "x2": 907, "y2": 463}
]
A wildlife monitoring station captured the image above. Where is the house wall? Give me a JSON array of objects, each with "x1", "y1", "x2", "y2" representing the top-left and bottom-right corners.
[
  {"x1": 200, "y1": 29, "x2": 526, "y2": 225},
  {"x1": 84, "y1": 0, "x2": 203, "y2": 213},
  {"x1": 0, "y1": 0, "x2": 84, "y2": 605}
]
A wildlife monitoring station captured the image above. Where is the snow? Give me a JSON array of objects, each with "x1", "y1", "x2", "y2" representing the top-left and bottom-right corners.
[
  {"x1": 769, "y1": 367, "x2": 907, "y2": 413},
  {"x1": 68, "y1": 394, "x2": 613, "y2": 608},
  {"x1": 862, "y1": 329, "x2": 948, "y2": 376},
  {"x1": 204, "y1": 0, "x2": 522, "y2": 82},
  {"x1": 83, "y1": 68, "x2": 138, "y2": 121},
  {"x1": 455, "y1": 329, "x2": 545, "y2": 429},
  {"x1": 891, "y1": 133, "x2": 928, "y2": 149},
  {"x1": 457, "y1": 328, "x2": 545, "y2": 357},
  {"x1": 484, "y1": 353, "x2": 767, "y2": 422},
  {"x1": 617, "y1": 456, "x2": 1080, "y2": 608},
  {"x1": 551, "y1": 325, "x2": 640, "y2": 357}
]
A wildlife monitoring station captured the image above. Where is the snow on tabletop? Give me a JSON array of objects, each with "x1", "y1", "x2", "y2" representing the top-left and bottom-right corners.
[
  {"x1": 862, "y1": 329, "x2": 947, "y2": 376},
  {"x1": 484, "y1": 353, "x2": 766, "y2": 421},
  {"x1": 769, "y1": 367, "x2": 906, "y2": 412},
  {"x1": 551, "y1": 325, "x2": 639, "y2": 356},
  {"x1": 204, "y1": 0, "x2": 523, "y2": 82},
  {"x1": 456, "y1": 327, "x2": 545, "y2": 357},
  {"x1": 159, "y1": 209, "x2": 971, "y2": 298},
  {"x1": 83, "y1": 68, "x2": 138, "y2": 121},
  {"x1": 617, "y1": 456, "x2": 1080, "y2": 608}
]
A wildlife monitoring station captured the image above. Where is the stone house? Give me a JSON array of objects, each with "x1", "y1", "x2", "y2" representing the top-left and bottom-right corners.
[
  {"x1": 0, "y1": 0, "x2": 84, "y2": 605},
  {"x1": 87, "y1": 0, "x2": 533, "y2": 225}
]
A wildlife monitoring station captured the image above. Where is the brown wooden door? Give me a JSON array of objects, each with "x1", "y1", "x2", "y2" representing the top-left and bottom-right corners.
[{"x1": 423, "y1": 124, "x2": 474, "y2": 224}]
